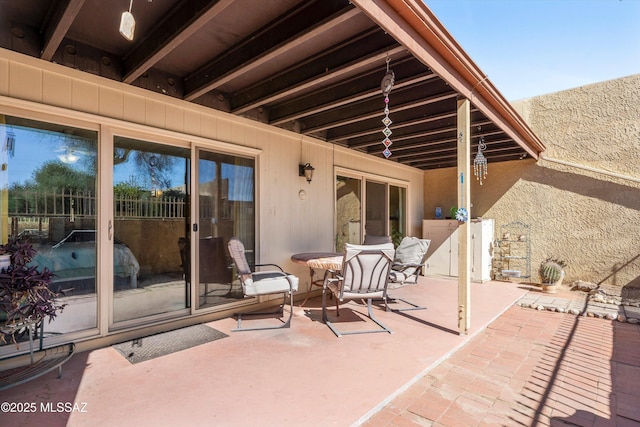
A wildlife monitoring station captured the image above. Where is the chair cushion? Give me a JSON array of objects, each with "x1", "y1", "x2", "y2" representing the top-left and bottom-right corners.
[
  {"x1": 327, "y1": 278, "x2": 385, "y2": 301},
  {"x1": 242, "y1": 272, "x2": 299, "y2": 296},
  {"x1": 389, "y1": 271, "x2": 408, "y2": 283},
  {"x1": 392, "y1": 237, "x2": 430, "y2": 277}
]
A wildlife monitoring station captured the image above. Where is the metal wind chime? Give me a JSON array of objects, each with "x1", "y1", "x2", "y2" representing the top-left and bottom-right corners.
[
  {"x1": 473, "y1": 128, "x2": 488, "y2": 185},
  {"x1": 380, "y1": 57, "x2": 395, "y2": 159}
]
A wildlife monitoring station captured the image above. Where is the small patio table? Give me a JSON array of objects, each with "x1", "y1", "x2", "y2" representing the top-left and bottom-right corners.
[{"x1": 291, "y1": 252, "x2": 343, "y2": 306}]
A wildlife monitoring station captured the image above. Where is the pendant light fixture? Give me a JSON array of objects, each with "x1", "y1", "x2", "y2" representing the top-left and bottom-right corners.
[{"x1": 119, "y1": 0, "x2": 136, "y2": 41}]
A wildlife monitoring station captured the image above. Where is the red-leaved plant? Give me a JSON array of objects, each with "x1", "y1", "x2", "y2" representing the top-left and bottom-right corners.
[{"x1": 0, "y1": 238, "x2": 65, "y2": 346}]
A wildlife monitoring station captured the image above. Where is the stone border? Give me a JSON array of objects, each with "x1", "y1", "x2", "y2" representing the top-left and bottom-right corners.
[{"x1": 516, "y1": 292, "x2": 640, "y2": 324}]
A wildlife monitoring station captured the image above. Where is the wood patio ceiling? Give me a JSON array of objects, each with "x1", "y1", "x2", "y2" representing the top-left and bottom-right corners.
[{"x1": 0, "y1": 0, "x2": 541, "y2": 170}]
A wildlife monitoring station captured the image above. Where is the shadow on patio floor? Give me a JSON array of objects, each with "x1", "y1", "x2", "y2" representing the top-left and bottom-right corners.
[{"x1": 7, "y1": 278, "x2": 631, "y2": 426}]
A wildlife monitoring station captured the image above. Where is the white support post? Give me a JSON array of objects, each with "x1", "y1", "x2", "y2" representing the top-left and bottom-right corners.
[{"x1": 457, "y1": 98, "x2": 471, "y2": 335}]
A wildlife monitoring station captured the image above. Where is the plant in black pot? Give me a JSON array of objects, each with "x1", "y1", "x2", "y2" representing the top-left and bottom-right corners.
[
  {"x1": 0, "y1": 238, "x2": 65, "y2": 347},
  {"x1": 538, "y1": 257, "x2": 566, "y2": 294}
]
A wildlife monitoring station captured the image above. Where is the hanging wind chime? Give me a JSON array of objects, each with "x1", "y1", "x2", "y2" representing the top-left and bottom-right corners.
[
  {"x1": 380, "y1": 57, "x2": 395, "y2": 159},
  {"x1": 473, "y1": 127, "x2": 488, "y2": 185}
]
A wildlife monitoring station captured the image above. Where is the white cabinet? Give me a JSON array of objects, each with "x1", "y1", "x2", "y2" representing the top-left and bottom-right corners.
[
  {"x1": 422, "y1": 219, "x2": 494, "y2": 282},
  {"x1": 422, "y1": 220, "x2": 459, "y2": 277}
]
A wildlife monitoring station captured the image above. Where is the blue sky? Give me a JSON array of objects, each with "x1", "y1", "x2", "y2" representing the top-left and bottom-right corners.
[{"x1": 425, "y1": 0, "x2": 640, "y2": 100}]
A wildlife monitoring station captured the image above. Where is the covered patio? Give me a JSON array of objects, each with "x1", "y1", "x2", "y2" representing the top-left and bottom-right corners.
[
  {"x1": 0, "y1": 0, "x2": 543, "y2": 166},
  {"x1": 0, "y1": 277, "x2": 529, "y2": 426},
  {"x1": 0, "y1": 0, "x2": 548, "y2": 384}
]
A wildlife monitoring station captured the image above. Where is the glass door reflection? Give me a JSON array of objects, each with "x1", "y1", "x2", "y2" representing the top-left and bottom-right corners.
[
  {"x1": 196, "y1": 149, "x2": 255, "y2": 309},
  {"x1": 336, "y1": 175, "x2": 362, "y2": 250},
  {"x1": 112, "y1": 136, "x2": 190, "y2": 324},
  {"x1": 0, "y1": 116, "x2": 98, "y2": 344}
]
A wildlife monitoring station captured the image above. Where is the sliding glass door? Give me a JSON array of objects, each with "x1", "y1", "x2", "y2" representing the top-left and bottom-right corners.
[
  {"x1": 0, "y1": 115, "x2": 98, "y2": 344},
  {"x1": 365, "y1": 181, "x2": 387, "y2": 238},
  {"x1": 389, "y1": 185, "x2": 406, "y2": 244},
  {"x1": 336, "y1": 175, "x2": 362, "y2": 250},
  {"x1": 112, "y1": 136, "x2": 190, "y2": 324},
  {"x1": 335, "y1": 170, "x2": 407, "y2": 250},
  {"x1": 0, "y1": 112, "x2": 259, "y2": 354},
  {"x1": 196, "y1": 148, "x2": 255, "y2": 309}
]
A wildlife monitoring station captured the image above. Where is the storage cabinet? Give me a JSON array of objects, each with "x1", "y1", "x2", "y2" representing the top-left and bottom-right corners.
[
  {"x1": 421, "y1": 219, "x2": 494, "y2": 282},
  {"x1": 493, "y1": 221, "x2": 531, "y2": 282}
]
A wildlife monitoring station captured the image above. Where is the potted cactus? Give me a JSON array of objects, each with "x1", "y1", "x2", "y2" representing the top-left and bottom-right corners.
[{"x1": 538, "y1": 257, "x2": 566, "y2": 294}]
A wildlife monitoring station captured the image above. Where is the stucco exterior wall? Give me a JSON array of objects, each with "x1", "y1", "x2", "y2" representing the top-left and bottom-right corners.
[{"x1": 425, "y1": 74, "x2": 640, "y2": 289}]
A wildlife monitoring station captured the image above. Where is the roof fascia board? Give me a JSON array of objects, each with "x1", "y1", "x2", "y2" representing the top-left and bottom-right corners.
[{"x1": 351, "y1": 0, "x2": 545, "y2": 157}]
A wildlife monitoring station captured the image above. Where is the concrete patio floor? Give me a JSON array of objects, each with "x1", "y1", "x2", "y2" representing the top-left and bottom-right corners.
[{"x1": 1, "y1": 277, "x2": 638, "y2": 426}]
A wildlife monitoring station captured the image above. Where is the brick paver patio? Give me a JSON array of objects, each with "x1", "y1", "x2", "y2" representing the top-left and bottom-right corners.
[{"x1": 363, "y1": 305, "x2": 640, "y2": 426}]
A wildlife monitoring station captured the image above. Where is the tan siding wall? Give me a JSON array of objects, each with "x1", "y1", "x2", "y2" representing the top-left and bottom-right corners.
[
  {"x1": 0, "y1": 49, "x2": 424, "y2": 290},
  {"x1": 425, "y1": 74, "x2": 640, "y2": 289}
]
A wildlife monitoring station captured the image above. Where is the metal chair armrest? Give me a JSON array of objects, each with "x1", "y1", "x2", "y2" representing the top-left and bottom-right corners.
[
  {"x1": 392, "y1": 262, "x2": 424, "y2": 269},
  {"x1": 255, "y1": 263, "x2": 284, "y2": 272}
]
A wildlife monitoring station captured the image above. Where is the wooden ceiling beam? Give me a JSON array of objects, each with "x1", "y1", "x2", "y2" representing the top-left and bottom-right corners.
[
  {"x1": 41, "y1": 0, "x2": 86, "y2": 61},
  {"x1": 403, "y1": 143, "x2": 524, "y2": 167},
  {"x1": 122, "y1": 0, "x2": 235, "y2": 84},
  {"x1": 329, "y1": 109, "x2": 456, "y2": 143},
  {"x1": 354, "y1": 124, "x2": 499, "y2": 151},
  {"x1": 184, "y1": 1, "x2": 358, "y2": 101},
  {"x1": 303, "y1": 93, "x2": 457, "y2": 133},
  {"x1": 301, "y1": 88, "x2": 457, "y2": 134},
  {"x1": 268, "y1": 58, "x2": 434, "y2": 125},
  {"x1": 230, "y1": 30, "x2": 404, "y2": 114}
]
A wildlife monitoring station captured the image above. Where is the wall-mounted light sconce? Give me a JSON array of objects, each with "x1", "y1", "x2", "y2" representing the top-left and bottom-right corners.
[{"x1": 299, "y1": 163, "x2": 315, "y2": 184}]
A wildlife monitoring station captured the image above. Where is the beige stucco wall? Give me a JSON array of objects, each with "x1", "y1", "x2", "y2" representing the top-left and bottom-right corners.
[
  {"x1": 425, "y1": 74, "x2": 640, "y2": 289},
  {"x1": 0, "y1": 48, "x2": 424, "y2": 288}
]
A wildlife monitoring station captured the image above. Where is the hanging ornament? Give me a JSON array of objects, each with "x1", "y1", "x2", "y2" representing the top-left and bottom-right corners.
[
  {"x1": 380, "y1": 57, "x2": 394, "y2": 159},
  {"x1": 473, "y1": 128, "x2": 488, "y2": 185},
  {"x1": 119, "y1": 0, "x2": 136, "y2": 41}
]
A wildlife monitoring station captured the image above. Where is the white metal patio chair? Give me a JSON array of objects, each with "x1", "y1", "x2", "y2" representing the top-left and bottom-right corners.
[
  {"x1": 227, "y1": 238, "x2": 299, "y2": 332},
  {"x1": 321, "y1": 243, "x2": 395, "y2": 337},
  {"x1": 387, "y1": 236, "x2": 431, "y2": 311}
]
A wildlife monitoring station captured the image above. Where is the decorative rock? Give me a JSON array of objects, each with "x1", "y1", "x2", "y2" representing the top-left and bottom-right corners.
[
  {"x1": 586, "y1": 312, "x2": 595, "y2": 317},
  {"x1": 557, "y1": 307, "x2": 565, "y2": 313},
  {"x1": 536, "y1": 305, "x2": 545, "y2": 311},
  {"x1": 605, "y1": 313, "x2": 615, "y2": 320},
  {"x1": 593, "y1": 312, "x2": 603, "y2": 319},
  {"x1": 569, "y1": 309, "x2": 581, "y2": 315},
  {"x1": 547, "y1": 307, "x2": 556, "y2": 312},
  {"x1": 618, "y1": 314, "x2": 627, "y2": 322},
  {"x1": 573, "y1": 280, "x2": 597, "y2": 292},
  {"x1": 628, "y1": 318, "x2": 639, "y2": 324}
]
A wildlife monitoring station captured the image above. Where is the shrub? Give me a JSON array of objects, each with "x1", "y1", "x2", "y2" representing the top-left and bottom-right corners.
[{"x1": 0, "y1": 238, "x2": 65, "y2": 346}]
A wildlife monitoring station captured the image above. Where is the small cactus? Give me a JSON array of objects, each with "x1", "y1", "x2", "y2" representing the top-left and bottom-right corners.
[{"x1": 539, "y1": 258, "x2": 566, "y2": 284}]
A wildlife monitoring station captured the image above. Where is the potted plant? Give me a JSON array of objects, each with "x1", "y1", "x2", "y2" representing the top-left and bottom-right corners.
[
  {"x1": 0, "y1": 238, "x2": 65, "y2": 347},
  {"x1": 538, "y1": 257, "x2": 566, "y2": 294}
]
